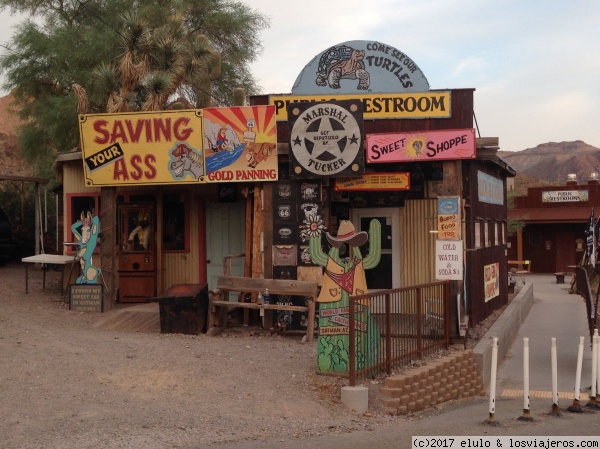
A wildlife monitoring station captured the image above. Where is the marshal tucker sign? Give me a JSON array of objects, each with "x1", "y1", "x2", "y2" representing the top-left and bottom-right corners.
[
  {"x1": 287, "y1": 100, "x2": 365, "y2": 179},
  {"x1": 270, "y1": 91, "x2": 451, "y2": 122}
]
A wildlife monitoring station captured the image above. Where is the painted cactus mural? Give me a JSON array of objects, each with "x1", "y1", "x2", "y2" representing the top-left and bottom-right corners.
[{"x1": 309, "y1": 219, "x2": 381, "y2": 374}]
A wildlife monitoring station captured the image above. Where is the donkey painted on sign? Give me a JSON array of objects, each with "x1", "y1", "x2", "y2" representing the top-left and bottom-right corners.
[{"x1": 71, "y1": 211, "x2": 101, "y2": 284}]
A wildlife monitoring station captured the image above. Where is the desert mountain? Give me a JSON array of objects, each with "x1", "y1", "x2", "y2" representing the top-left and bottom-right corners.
[{"x1": 499, "y1": 140, "x2": 600, "y2": 186}]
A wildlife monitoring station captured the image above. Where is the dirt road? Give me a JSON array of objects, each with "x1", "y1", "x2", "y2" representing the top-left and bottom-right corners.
[{"x1": 1, "y1": 262, "x2": 397, "y2": 449}]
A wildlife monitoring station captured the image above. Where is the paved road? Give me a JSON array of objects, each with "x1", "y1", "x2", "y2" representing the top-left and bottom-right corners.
[{"x1": 207, "y1": 274, "x2": 600, "y2": 449}]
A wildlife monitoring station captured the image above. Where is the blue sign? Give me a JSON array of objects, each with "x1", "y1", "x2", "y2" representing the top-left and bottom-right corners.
[{"x1": 438, "y1": 197, "x2": 459, "y2": 215}]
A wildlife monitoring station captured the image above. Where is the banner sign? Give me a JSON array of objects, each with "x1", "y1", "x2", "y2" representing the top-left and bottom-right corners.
[
  {"x1": 334, "y1": 172, "x2": 410, "y2": 191},
  {"x1": 328, "y1": 315, "x2": 368, "y2": 332},
  {"x1": 203, "y1": 105, "x2": 278, "y2": 182},
  {"x1": 366, "y1": 129, "x2": 476, "y2": 163},
  {"x1": 542, "y1": 190, "x2": 589, "y2": 203},
  {"x1": 270, "y1": 91, "x2": 451, "y2": 121},
  {"x1": 477, "y1": 171, "x2": 504, "y2": 205},
  {"x1": 287, "y1": 100, "x2": 364, "y2": 179},
  {"x1": 435, "y1": 240, "x2": 463, "y2": 280},
  {"x1": 78, "y1": 110, "x2": 205, "y2": 186},
  {"x1": 320, "y1": 305, "x2": 364, "y2": 316},
  {"x1": 320, "y1": 326, "x2": 349, "y2": 336},
  {"x1": 437, "y1": 197, "x2": 461, "y2": 240},
  {"x1": 291, "y1": 40, "x2": 430, "y2": 95},
  {"x1": 484, "y1": 262, "x2": 500, "y2": 302}
]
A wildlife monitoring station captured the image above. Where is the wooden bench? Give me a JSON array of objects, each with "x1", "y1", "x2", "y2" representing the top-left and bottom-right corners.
[
  {"x1": 207, "y1": 276, "x2": 318, "y2": 342},
  {"x1": 508, "y1": 260, "x2": 531, "y2": 272},
  {"x1": 508, "y1": 260, "x2": 531, "y2": 288}
]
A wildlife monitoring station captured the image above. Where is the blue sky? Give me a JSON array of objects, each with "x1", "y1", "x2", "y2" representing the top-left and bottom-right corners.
[{"x1": 1, "y1": 0, "x2": 599, "y2": 152}]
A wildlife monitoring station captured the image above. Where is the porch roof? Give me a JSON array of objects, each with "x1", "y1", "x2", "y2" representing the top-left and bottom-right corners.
[{"x1": 508, "y1": 207, "x2": 590, "y2": 224}]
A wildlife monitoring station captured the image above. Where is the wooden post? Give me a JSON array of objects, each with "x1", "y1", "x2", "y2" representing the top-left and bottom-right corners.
[
  {"x1": 252, "y1": 187, "x2": 264, "y2": 278},
  {"x1": 517, "y1": 228, "x2": 524, "y2": 269},
  {"x1": 245, "y1": 189, "x2": 253, "y2": 277},
  {"x1": 156, "y1": 192, "x2": 163, "y2": 294},
  {"x1": 262, "y1": 183, "x2": 273, "y2": 279},
  {"x1": 100, "y1": 187, "x2": 117, "y2": 311},
  {"x1": 34, "y1": 182, "x2": 41, "y2": 255}
]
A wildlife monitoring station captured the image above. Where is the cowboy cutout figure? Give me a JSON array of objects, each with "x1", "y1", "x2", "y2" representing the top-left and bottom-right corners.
[{"x1": 309, "y1": 219, "x2": 381, "y2": 374}]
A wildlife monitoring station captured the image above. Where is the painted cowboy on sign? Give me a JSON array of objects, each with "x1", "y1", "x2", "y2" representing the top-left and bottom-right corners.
[{"x1": 309, "y1": 220, "x2": 381, "y2": 374}]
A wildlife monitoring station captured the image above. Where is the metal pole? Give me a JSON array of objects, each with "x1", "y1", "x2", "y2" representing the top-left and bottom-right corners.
[
  {"x1": 519, "y1": 338, "x2": 533, "y2": 421},
  {"x1": 44, "y1": 187, "x2": 47, "y2": 233},
  {"x1": 486, "y1": 337, "x2": 500, "y2": 426},
  {"x1": 385, "y1": 293, "x2": 391, "y2": 375},
  {"x1": 550, "y1": 337, "x2": 561, "y2": 415},
  {"x1": 597, "y1": 333, "x2": 600, "y2": 404},
  {"x1": 55, "y1": 194, "x2": 59, "y2": 253},
  {"x1": 589, "y1": 332, "x2": 597, "y2": 406},
  {"x1": 568, "y1": 336, "x2": 585, "y2": 412},
  {"x1": 588, "y1": 331, "x2": 600, "y2": 409},
  {"x1": 349, "y1": 297, "x2": 356, "y2": 387}
]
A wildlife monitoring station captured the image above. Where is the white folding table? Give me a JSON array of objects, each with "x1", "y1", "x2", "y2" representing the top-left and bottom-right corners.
[{"x1": 22, "y1": 254, "x2": 77, "y2": 294}]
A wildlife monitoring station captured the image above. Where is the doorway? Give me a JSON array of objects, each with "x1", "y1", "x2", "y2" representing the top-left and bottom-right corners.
[
  {"x1": 117, "y1": 203, "x2": 156, "y2": 302},
  {"x1": 351, "y1": 208, "x2": 400, "y2": 290},
  {"x1": 206, "y1": 202, "x2": 246, "y2": 290}
]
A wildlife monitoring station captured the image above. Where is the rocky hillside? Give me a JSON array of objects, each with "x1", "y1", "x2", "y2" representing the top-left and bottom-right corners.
[
  {"x1": 509, "y1": 172, "x2": 558, "y2": 198},
  {"x1": 499, "y1": 140, "x2": 600, "y2": 185},
  {"x1": 0, "y1": 132, "x2": 31, "y2": 179},
  {"x1": 0, "y1": 93, "x2": 32, "y2": 181}
]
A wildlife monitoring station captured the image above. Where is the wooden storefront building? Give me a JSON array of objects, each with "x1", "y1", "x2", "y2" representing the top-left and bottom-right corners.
[
  {"x1": 508, "y1": 174, "x2": 597, "y2": 273},
  {"x1": 57, "y1": 40, "x2": 515, "y2": 331}
]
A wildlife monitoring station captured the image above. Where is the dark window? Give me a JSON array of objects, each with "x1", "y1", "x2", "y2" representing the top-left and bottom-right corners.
[
  {"x1": 529, "y1": 232, "x2": 543, "y2": 245},
  {"x1": 68, "y1": 194, "x2": 100, "y2": 248},
  {"x1": 163, "y1": 194, "x2": 187, "y2": 251}
]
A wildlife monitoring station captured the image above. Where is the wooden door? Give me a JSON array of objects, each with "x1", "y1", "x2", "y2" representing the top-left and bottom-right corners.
[
  {"x1": 351, "y1": 208, "x2": 400, "y2": 289},
  {"x1": 206, "y1": 202, "x2": 245, "y2": 290}
]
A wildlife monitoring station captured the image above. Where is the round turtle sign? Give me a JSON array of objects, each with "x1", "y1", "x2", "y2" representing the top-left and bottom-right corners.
[{"x1": 292, "y1": 40, "x2": 430, "y2": 95}]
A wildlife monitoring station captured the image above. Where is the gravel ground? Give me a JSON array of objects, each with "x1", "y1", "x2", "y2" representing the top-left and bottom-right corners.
[{"x1": 1, "y1": 262, "x2": 404, "y2": 449}]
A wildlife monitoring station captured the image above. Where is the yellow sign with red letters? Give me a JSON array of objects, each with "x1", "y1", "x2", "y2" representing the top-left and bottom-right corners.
[{"x1": 78, "y1": 110, "x2": 205, "y2": 186}]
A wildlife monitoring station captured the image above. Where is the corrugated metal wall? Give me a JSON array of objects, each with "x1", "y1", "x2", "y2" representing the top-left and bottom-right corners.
[
  {"x1": 400, "y1": 199, "x2": 438, "y2": 287},
  {"x1": 63, "y1": 163, "x2": 93, "y2": 194}
]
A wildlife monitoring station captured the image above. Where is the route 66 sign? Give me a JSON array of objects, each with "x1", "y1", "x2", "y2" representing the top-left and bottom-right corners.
[
  {"x1": 277, "y1": 204, "x2": 292, "y2": 219},
  {"x1": 287, "y1": 100, "x2": 364, "y2": 179}
]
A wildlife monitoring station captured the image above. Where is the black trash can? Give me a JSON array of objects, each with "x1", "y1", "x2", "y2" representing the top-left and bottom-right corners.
[{"x1": 157, "y1": 284, "x2": 208, "y2": 335}]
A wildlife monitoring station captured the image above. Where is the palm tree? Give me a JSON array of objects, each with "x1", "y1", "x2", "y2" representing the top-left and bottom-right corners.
[{"x1": 73, "y1": 9, "x2": 221, "y2": 114}]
